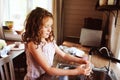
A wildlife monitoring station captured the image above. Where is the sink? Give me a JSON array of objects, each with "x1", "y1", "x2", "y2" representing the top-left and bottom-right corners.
[
  {"x1": 57, "y1": 63, "x2": 77, "y2": 69},
  {"x1": 56, "y1": 63, "x2": 118, "y2": 80}
]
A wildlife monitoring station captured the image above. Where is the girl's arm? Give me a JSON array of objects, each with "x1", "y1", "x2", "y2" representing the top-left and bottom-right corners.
[
  {"x1": 55, "y1": 43, "x2": 88, "y2": 64},
  {"x1": 27, "y1": 42, "x2": 90, "y2": 76}
]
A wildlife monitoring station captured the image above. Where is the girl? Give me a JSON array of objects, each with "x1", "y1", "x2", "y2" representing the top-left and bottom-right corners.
[{"x1": 22, "y1": 7, "x2": 91, "y2": 80}]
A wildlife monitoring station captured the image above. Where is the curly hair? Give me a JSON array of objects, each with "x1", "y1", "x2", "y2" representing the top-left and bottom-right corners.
[{"x1": 22, "y1": 7, "x2": 54, "y2": 45}]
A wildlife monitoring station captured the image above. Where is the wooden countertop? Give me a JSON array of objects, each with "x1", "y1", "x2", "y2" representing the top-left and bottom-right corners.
[
  {"x1": 0, "y1": 40, "x2": 25, "y2": 59},
  {"x1": 54, "y1": 41, "x2": 120, "y2": 79}
]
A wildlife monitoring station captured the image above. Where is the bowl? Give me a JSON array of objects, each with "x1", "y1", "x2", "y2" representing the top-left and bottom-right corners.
[{"x1": 15, "y1": 30, "x2": 24, "y2": 35}]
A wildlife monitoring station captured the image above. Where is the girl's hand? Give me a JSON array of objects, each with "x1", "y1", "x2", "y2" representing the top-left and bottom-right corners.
[
  {"x1": 76, "y1": 63, "x2": 92, "y2": 75},
  {"x1": 78, "y1": 56, "x2": 89, "y2": 64}
]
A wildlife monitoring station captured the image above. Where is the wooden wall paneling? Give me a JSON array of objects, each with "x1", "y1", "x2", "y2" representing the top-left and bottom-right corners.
[
  {"x1": 63, "y1": 0, "x2": 102, "y2": 43},
  {"x1": 62, "y1": 0, "x2": 103, "y2": 43}
]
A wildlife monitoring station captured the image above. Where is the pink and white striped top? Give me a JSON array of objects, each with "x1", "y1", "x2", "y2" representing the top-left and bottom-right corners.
[{"x1": 24, "y1": 41, "x2": 56, "y2": 80}]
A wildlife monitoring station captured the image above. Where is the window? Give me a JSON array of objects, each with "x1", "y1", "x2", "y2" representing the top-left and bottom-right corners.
[
  {"x1": 0, "y1": 0, "x2": 53, "y2": 41},
  {"x1": 3, "y1": 0, "x2": 27, "y2": 31},
  {"x1": 32, "y1": 0, "x2": 53, "y2": 13}
]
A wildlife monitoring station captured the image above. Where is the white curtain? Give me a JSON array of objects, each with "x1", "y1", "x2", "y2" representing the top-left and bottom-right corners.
[{"x1": 0, "y1": 0, "x2": 4, "y2": 39}]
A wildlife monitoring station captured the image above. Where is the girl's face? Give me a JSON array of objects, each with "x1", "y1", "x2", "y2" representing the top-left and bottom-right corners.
[{"x1": 40, "y1": 17, "x2": 53, "y2": 39}]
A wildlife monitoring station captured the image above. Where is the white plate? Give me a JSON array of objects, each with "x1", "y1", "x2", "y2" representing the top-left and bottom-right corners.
[{"x1": 11, "y1": 44, "x2": 25, "y2": 51}]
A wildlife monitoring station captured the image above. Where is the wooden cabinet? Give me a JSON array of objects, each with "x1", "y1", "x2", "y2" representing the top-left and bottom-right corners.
[{"x1": 96, "y1": 5, "x2": 120, "y2": 11}]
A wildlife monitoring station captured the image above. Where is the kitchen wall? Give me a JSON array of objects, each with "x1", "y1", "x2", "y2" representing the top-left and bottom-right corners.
[
  {"x1": 62, "y1": 0, "x2": 103, "y2": 41},
  {"x1": 61, "y1": 0, "x2": 120, "y2": 57}
]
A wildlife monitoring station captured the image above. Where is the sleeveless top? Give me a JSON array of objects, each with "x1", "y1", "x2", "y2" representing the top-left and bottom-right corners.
[{"x1": 24, "y1": 41, "x2": 56, "y2": 80}]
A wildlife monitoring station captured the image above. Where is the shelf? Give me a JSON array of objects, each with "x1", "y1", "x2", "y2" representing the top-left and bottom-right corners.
[
  {"x1": 66, "y1": 36, "x2": 80, "y2": 39},
  {"x1": 64, "y1": 36, "x2": 80, "y2": 43},
  {"x1": 96, "y1": 5, "x2": 120, "y2": 11}
]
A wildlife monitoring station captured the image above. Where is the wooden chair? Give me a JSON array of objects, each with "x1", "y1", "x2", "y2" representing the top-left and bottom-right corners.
[{"x1": 0, "y1": 56, "x2": 15, "y2": 80}]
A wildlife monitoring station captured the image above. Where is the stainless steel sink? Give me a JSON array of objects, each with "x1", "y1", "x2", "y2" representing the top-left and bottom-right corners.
[{"x1": 57, "y1": 63, "x2": 77, "y2": 69}]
